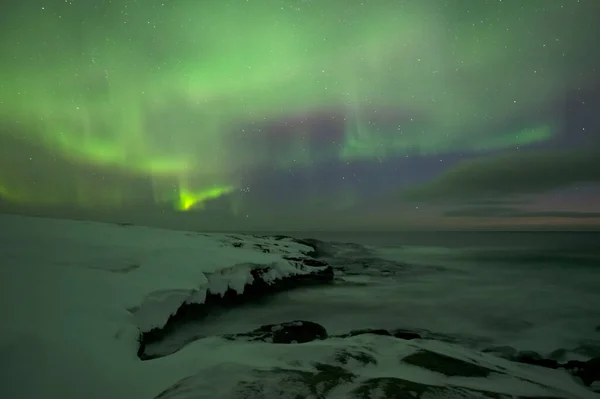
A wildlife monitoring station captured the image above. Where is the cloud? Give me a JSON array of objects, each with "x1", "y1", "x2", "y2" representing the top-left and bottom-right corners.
[
  {"x1": 444, "y1": 206, "x2": 600, "y2": 219},
  {"x1": 402, "y1": 146, "x2": 600, "y2": 203}
]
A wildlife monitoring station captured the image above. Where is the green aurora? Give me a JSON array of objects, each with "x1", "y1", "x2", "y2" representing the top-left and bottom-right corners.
[{"x1": 0, "y1": 0, "x2": 597, "y2": 213}]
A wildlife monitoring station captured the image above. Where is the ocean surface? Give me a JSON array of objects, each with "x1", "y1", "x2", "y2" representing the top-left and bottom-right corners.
[{"x1": 150, "y1": 231, "x2": 600, "y2": 362}]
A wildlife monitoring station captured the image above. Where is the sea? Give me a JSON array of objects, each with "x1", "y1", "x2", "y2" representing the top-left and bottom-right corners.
[{"x1": 148, "y1": 231, "x2": 600, "y2": 362}]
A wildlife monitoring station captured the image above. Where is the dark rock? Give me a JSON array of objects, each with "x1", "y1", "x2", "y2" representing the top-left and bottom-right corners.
[
  {"x1": 402, "y1": 350, "x2": 493, "y2": 377},
  {"x1": 392, "y1": 329, "x2": 422, "y2": 340},
  {"x1": 482, "y1": 346, "x2": 600, "y2": 387},
  {"x1": 136, "y1": 264, "x2": 334, "y2": 360},
  {"x1": 514, "y1": 350, "x2": 559, "y2": 369},
  {"x1": 561, "y1": 359, "x2": 586, "y2": 373},
  {"x1": 232, "y1": 242, "x2": 243, "y2": 248},
  {"x1": 577, "y1": 356, "x2": 600, "y2": 387},
  {"x1": 506, "y1": 349, "x2": 600, "y2": 386},
  {"x1": 595, "y1": 325, "x2": 600, "y2": 332},
  {"x1": 225, "y1": 320, "x2": 328, "y2": 344}
]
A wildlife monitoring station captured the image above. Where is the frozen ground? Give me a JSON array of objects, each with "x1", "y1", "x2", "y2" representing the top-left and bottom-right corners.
[{"x1": 0, "y1": 214, "x2": 598, "y2": 398}]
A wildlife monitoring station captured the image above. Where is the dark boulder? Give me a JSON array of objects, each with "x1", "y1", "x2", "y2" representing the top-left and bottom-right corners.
[
  {"x1": 561, "y1": 359, "x2": 586, "y2": 373},
  {"x1": 504, "y1": 349, "x2": 600, "y2": 387},
  {"x1": 577, "y1": 356, "x2": 600, "y2": 387},
  {"x1": 515, "y1": 350, "x2": 559, "y2": 369},
  {"x1": 556, "y1": 357, "x2": 600, "y2": 387},
  {"x1": 225, "y1": 320, "x2": 328, "y2": 344}
]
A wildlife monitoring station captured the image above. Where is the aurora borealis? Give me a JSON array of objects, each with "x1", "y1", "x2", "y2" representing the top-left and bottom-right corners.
[{"x1": 1, "y1": 0, "x2": 599, "y2": 230}]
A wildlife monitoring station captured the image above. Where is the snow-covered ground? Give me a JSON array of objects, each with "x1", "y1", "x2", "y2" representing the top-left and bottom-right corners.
[{"x1": 0, "y1": 214, "x2": 597, "y2": 398}]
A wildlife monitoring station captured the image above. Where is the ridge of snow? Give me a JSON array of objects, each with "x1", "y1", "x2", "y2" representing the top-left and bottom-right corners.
[
  {"x1": 134, "y1": 258, "x2": 328, "y2": 332},
  {"x1": 0, "y1": 214, "x2": 323, "y2": 334}
]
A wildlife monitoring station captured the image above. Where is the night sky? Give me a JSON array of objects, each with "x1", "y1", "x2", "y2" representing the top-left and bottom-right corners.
[{"x1": 1, "y1": 0, "x2": 599, "y2": 231}]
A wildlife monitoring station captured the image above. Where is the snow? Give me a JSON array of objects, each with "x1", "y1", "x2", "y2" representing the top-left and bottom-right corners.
[
  {"x1": 0, "y1": 214, "x2": 597, "y2": 398},
  {"x1": 145, "y1": 334, "x2": 597, "y2": 398},
  {"x1": 0, "y1": 214, "x2": 322, "y2": 398}
]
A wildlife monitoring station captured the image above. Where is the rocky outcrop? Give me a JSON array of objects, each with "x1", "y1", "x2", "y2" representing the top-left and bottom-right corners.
[
  {"x1": 137, "y1": 263, "x2": 333, "y2": 360},
  {"x1": 222, "y1": 322, "x2": 425, "y2": 345},
  {"x1": 223, "y1": 320, "x2": 328, "y2": 344},
  {"x1": 153, "y1": 323, "x2": 592, "y2": 399},
  {"x1": 220, "y1": 321, "x2": 600, "y2": 389},
  {"x1": 481, "y1": 346, "x2": 600, "y2": 387}
]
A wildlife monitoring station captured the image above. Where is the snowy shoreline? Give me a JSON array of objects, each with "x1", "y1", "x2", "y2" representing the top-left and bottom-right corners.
[{"x1": 0, "y1": 214, "x2": 598, "y2": 398}]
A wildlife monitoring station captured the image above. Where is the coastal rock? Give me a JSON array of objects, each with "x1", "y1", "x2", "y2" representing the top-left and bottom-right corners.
[
  {"x1": 224, "y1": 320, "x2": 328, "y2": 344},
  {"x1": 485, "y1": 349, "x2": 600, "y2": 387},
  {"x1": 153, "y1": 334, "x2": 589, "y2": 399},
  {"x1": 578, "y1": 356, "x2": 600, "y2": 387},
  {"x1": 137, "y1": 263, "x2": 333, "y2": 360},
  {"x1": 556, "y1": 356, "x2": 600, "y2": 387},
  {"x1": 515, "y1": 350, "x2": 559, "y2": 369}
]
